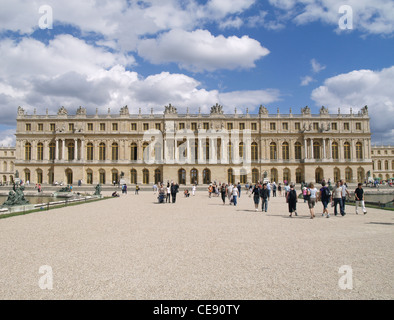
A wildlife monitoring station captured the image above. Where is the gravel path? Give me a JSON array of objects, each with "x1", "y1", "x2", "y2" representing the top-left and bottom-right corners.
[{"x1": 0, "y1": 191, "x2": 393, "y2": 300}]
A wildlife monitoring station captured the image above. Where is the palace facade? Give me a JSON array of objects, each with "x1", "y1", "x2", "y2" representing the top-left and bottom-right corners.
[
  {"x1": 0, "y1": 147, "x2": 15, "y2": 185},
  {"x1": 14, "y1": 104, "x2": 373, "y2": 186},
  {"x1": 371, "y1": 145, "x2": 394, "y2": 181}
]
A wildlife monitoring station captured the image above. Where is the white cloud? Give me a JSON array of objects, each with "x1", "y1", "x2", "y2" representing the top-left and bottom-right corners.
[
  {"x1": 138, "y1": 29, "x2": 270, "y2": 72},
  {"x1": 311, "y1": 66, "x2": 394, "y2": 144},
  {"x1": 300, "y1": 76, "x2": 315, "y2": 86},
  {"x1": 311, "y1": 59, "x2": 326, "y2": 73}
]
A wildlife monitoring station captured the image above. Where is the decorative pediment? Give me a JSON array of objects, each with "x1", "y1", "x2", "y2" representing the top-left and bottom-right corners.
[
  {"x1": 210, "y1": 103, "x2": 224, "y2": 115},
  {"x1": 301, "y1": 106, "x2": 311, "y2": 115},
  {"x1": 120, "y1": 105, "x2": 129, "y2": 116},
  {"x1": 164, "y1": 103, "x2": 177, "y2": 115},
  {"x1": 259, "y1": 105, "x2": 268, "y2": 115},
  {"x1": 58, "y1": 106, "x2": 68, "y2": 115}
]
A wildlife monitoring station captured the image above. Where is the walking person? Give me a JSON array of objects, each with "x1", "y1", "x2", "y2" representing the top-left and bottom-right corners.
[
  {"x1": 260, "y1": 183, "x2": 269, "y2": 213},
  {"x1": 227, "y1": 183, "x2": 233, "y2": 205},
  {"x1": 278, "y1": 183, "x2": 282, "y2": 197},
  {"x1": 319, "y1": 181, "x2": 331, "y2": 218},
  {"x1": 135, "y1": 185, "x2": 140, "y2": 195},
  {"x1": 272, "y1": 182, "x2": 277, "y2": 197},
  {"x1": 192, "y1": 184, "x2": 196, "y2": 196},
  {"x1": 332, "y1": 181, "x2": 344, "y2": 216},
  {"x1": 237, "y1": 182, "x2": 241, "y2": 198},
  {"x1": 340, "y1": 180, "x2": 350, "y2": 215},
  {"x1": 232, "y1": 186, "x2": 239, "y2": 206},
  {"x1": 252, "y1": 184, "x2": 260, "y2": 211},
  {"x1": 166, "y1": 184, "x2": 171, "y2": 203},
  {"x1": 287, "y1": 184, "x2": 298, "y2": 217},
  {"x1": 171, "y1": 182, "x2": 178, "y2": 203},
  {"x1": 355, "y1": 183, "x2": 367, "y2": 215},
  {"x1": 220, "y1": 183, "x2": 227, "y2": 205},
  {"x1": 307, "y1": 183, "x2": 318, "y2": 219}
]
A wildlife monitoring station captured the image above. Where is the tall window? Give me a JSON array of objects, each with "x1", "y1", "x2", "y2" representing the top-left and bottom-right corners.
[
  {"x1": 112, "y1": 143, "x2": 119, "y2": 161},
  {"x1": 99, "y1": 143, "x2": 106, "y2": 161},
  {"x1": 283, "y1": 169, "x2": 290, "y2": 183},
  {"x1": 227, "y1": 168, "x2": 234, "y2": 184},
  {"x1": 154, "y1": 169, "x2": 161, "y2": 184},
  {"x1": 143, "y1": 142, "x2": 149, "y2": 161},
  {"x1": 344, "y1": 142, "x2": 351, "y2": 160},
  {"x1": 86, "y1": 143, "x2": 94, "y2": 161},
  {"x1": 385, "y1": 160, "x2": 389, "y2": 170},
  {"x1": 37, "y1": 143, "x2": 43, "y2": 161},
  {"x1": 37, "y1": 170, "x2": 43, "y2": 184},
  {"x1": 191, "y1": 168, "x2": 198, "y2": 185},
  {"x1": 378, "y1": 161, "x2": 382, "y2": 170},
  {"x1": 296, "y1": 169, "x2": 302, "y2": 184},
  {"x1": 178, "y1": 169, "x2": 186, "y2": 185},
  {"x1": 345, "y1": 168, "x2": 352, "y2": 182},
  {"x1": 356, "y1": 142, "x2": 363, "y2": 160},
  {"x1": 270, "y1": 142, "x2": 277, "y2": 160},
  {"x1": 99, "y1": 170, "x2": 106, "y2": 184},
  {"x1": 313, "y1": 142, "x2": 321, "y2": 160},
  {"x1": 282, "y1": 142, "x2": 289, "y2": 160},
  {"x1": 332, "y1": 142, "x2": 339, "y2": 160},
  {"x1": 87, "y1": 170, "x2": 93, "y2": 185},
  {"x1": 68, "y1": 142, "x2": 75, "y2": 160},
  {"x1": 239, "y1": 142, "x2": 244, "y2": 160},
  {"x1": 251, "y1": 142, "x2": 258, "y2": 161},
  {"x1": 130, "y1": 169, "x2": 137, "y2": 184},
  {"x1": 227, "y1": 142, "x2": 233, "y2": 162},
  {"x1": 143, "y1": 169, "x2": 149, "y2": 184},
  {"x1": 252, "y1": 169, "x2": 259, "y2": 184},
  {"x1": 203, "y1": 169, "x2": 211, "y2": 184},
  {"x1": 204, "y1": 140, "x2": 210, "y2": 161},
  {"x1": 25, "y1": 143, "x2": 31, "y2": 160},
  {"x1": 295, "y1": 142, "x2": 302, "y2": 160},
  {"x1": 334, "y1": 168, "x2": 341, "y2": 182},
  {"x1": 131, "y1": 143, "x2": 138, "y2": 161},
  {"x1": 49, "y1": 142, "x2": 56, "y2": 160}
]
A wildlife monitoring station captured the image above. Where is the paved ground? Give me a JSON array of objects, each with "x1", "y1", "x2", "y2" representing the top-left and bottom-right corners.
[{"x1": 0, "y1": 190, "x2": 393, "y2": 300}]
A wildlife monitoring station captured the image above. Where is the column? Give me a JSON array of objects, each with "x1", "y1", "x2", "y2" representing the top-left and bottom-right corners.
[
  {"x1": 74, "y1": 139, "x2": 78, "y2": 161},
  {"x1": 329, "y1": 139, "x2": 332, "y2": 159},
  {"x1": 62, "y1": 140, "x2": 65, "y2": 160},
  {"x1": 323, "y1": 139, "x2": 326, "y2": 159},
  {"x1": 81, "y1": 140, "x2": 85, "y2": 161},
  {"x1": 310, "y1": 138, "x2": 314, "y2": 160},
  {"x1": 198, "y1": 138, "x2": 204, "y2": 164},
  {"x1": 55, "y1": 139, "x2": 59, "y2": 160},
  {"x1": 304, "y1": 139, "x2": 308, "y2": 159}
]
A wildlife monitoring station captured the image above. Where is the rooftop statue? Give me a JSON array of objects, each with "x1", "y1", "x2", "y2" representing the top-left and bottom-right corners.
[
  {"x1": 120, "y1": 105, "x2": 130, "y2": 115},
  {"x1": 57, "y1": 106, "x2": 68, "y2": 115},
  {"x1": 320, "y1": 106, "x2": 329, "y2": 115},
  {"x1": 259, "y1": 105, "x2": 268, "y2": 115},
  {"x1": 17, "y1": 106, "x2": 25, "y2": 116},
  {"x1": 301, "y1": 106, "x2": 311, "y2": 115},
  {"x1": 164, "y1": 104, "x2": 177, "y2": 115},
  {"x1": 76, "y1": 106, "x2": 87, "y2": 115},
  {"x1": 210, "y1": 103, "x2": 224, "y2": 115}
]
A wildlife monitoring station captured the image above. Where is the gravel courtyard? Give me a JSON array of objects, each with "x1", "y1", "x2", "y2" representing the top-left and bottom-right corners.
[{"x1": 0, "y1": 190, "x2": 393, "y2": 300}]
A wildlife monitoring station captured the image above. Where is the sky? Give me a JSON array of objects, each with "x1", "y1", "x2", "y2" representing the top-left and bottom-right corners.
[{"x1": 0, "y1": 0, "x2": 393, "y2": 147}]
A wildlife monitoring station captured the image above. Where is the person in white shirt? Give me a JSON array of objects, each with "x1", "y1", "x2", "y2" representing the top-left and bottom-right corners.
[
  {"x1": 232, "y1": 186, "x2": 239, "y2": 206},
  {"x1": 307, "y1": 183, "x2": 318, "y2": 219},
  {"x1": 192, "y1": 184, "x2": 196, "y2": 196}
]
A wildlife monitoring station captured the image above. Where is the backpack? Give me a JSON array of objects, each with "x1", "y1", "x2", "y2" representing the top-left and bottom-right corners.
[
  {"x1": 288, "y1": 190, "x2": 297, "y2": 201},
  {"x1": 323, "y1": 187, "x2": 331, "y2": 199}
]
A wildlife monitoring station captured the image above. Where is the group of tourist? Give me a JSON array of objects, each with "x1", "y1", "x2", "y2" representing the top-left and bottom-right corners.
[{"x1": 156, "y1": 182, "x2": 180, "y2": 203}]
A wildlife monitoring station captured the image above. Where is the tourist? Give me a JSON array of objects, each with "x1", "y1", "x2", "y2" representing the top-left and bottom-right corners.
[
  {"x1": 319, "y1": 181, "x2": 331, "y2": 218},
  {"x1": 112, "y1": 191, "x2": 119, "y2": 197},
  {"x1": 220, "y1": 183, "x2": 227, "y2": 205},
  {"x1": 208, "y1": 184, "x2": 213, "y2": 198},
  {"x1": 287, "y1": 184, "x2": 298, "y2": 217},
  {"x1": 284, "y1": 183, "x2": 290, "y2": 199},
  {"x1": 355, "y1": 183, "x2": 367, "y2": 215},
  {"x1": 166, "y1": 184, "x2": 171, "y2": 203},
  {"x1": 260, "y1": 183, "x2": 269, "y2": 212},
  {"x1": 135, "y1": 185, "x2": 140, "y2": 195},
  {"x1": 184, "y1": 189, "x2": 190, "y2": 197},
  {"x1": 332, "y1": 181, "x2": 344, "y2": 216},
  {"x1": 171, "y1": 182, "x2": 178, "y2": 203},
  {"x1": 252, "y1": 184, "x2": 260, "y2": 211},
  {"x1": 153, "y1": 184, "x2": 157, "y2": 194},
  {"x1": 237, "y1": 182, "x2": 241, "y2": 198},
  {"x1": 227, "y1": 183, "x2": 233, "y2": 204},
  {"x1": 158, "y1": 184, "x2": 165, "y2": 203},
  {"x1": 38, "y1": 184, "x2": 41, "y2": 193},
  {"x1": 232, "y1": 186, "x2": 239, "y2": 206},
  {"x1": 340, "y1": 180, "x2": 350, "y2": 214},
  {"x1": 278, "y1": 183, "x2": 282, "y2": 196},
  {"x1": 266, "y1": 182, "x2": 271, "y2": 200},
  {"x1": 307, "y1": 183, "x2": 318, "y2": 219},
  {"x1": 302, "y1": 187, "x2": 308, "y2": 202},
  {"x1": 272, "y1": 182, "x2": 277, "y2": 197},
  {"x1": 192, "y1": 184, "x2": 196, "y2": 196}
]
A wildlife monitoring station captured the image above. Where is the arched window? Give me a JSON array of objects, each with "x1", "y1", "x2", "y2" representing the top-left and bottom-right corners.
[
  {"x1": 356, "y1": 142, "x2": 363, "y2": 160},
  {"x1": 240, "y1": 168, "x2": 247, "y2": 184},
  {"x1": 294, "y1": 142, "x2": 302, "y2": 160},
  {"x1": 239, "y1": 142, "x2": 244, "y2": 160},
  {"x1": 190, "y1": 168, "x2": 198, "y2": 185},
  {"x1": 378, "y1": 161, "x2": 382, "y2": 170},
  {"x1": 344, "y1": 142, "x2": 351, "y2": 160},
  {"x1": 99, "y1": 169, "x2": 106, "y2": 184},
  {"x1": 143, "y1": 169, "x2": 149, "y2": 184},
  {"x1": 99, "y1": 143, "x2": 106, "y2": 161},
  {"x1": 385, "y1": 160, "x2": 389, "y2": 170},
  {"x1": 112, "y1": 170, "x2": 119, "y2": 184},
  {"x1": 270, "y1": 142, "x2": 277, "y2": 160},
  {"x1": 25, "y1": 143, "x2": 31, "y2": 161},
  {"x1": 227, "y1": 142, "x2": 233, "y2": 162},
  {"x1": 270, "y1": 168, "x2": 278, "y2": 183},
  {"x1": 65, "y1": 169, "x2": 73, "y2": 185},
  {"x1": 282, "y1": 142, "x2": 289, "y2": 160},
  {"x1": 36, "y1": 169, "x2": 43, "y2": 184},
  {"x1": 130, "y1": 143, "x2": 138, "y2": 161},
  {"x1": 332, "y1": 142, "x2": 339, "y2": 160},
  {"x1": 283, "y1": 168, "x2": 291, "y2": 183},
  {"x1": 204, "y1": 140, "x2": 210, "y2": 161},
  {"x1": 315, "y1": 168, "x2": 323, "y2": 183},
  {"x1": 203, "y1": 168, "x2": 211, "y2": 184},
  {"x1": 143, "y1": 142, "x2": 150, "y2": 162},
  {"x1": 130, "y1": 169, "x2": 137, "y2": 184},
  {"x1": 252, "y1": 168, "x2": 259, "y2": 184},
  {"x1": 112, "y1": 143, "x2": 119, "y2": 161},
  {"x1": 86, "y1": 143, "x2": 94, "y2": 161},
  {"x1": 154, "y1": 169, "x2": 162, "y2": 184},
  {"x1": 49, "y1": 142, "x2": 56, "y2": 161},
  {"x1": 334, "y1": 168, "x2": 341, "y2": 182},
  {"x1": 251, "y1": 142, "x2": 258, "y2": 161},
  {"x1": 86, "y1": 170, "x2": 93, "y2": 185},
  {"x1": 3, "y1": 161, "x2": 7, "y2": 172},
  {"x1": 37, "y1": 143, "x2": 44, "y2": 161},
  {"x1": 345, "y1": 167, "x2": 353, "y2": 182},
  {"x1": 24, "y1": 169, "x2": 31, "y2": 183},
  {"x1": 227, "y1": 168, "x2": 234, "y2": 184},
  {"x1": 357, "y1": 168, "x2": 365, "y2": 183},
  {"x1": 178, "y1": 169, "x2": 186, "y2": 185},
  {"x1": 296, "y1": 168, "x2": 302, "y2": 184}
]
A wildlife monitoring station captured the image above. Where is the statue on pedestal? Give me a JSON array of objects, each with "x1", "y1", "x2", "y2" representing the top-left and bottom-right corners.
[{"x1": 94, "y1": 184, "x2": 102, "y2": 196}]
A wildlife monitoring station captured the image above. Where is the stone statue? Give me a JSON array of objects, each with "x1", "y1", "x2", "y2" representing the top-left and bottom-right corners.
[
  {"x1": 57, "y1": 106, "x2": 68, "y2": 115},
  {"x1": 164, "y1": 104, "x2": 177, "y2": 115},
  {"x1": 76, "y1": 106, "x2": 87, "y2": 116},
  {"x1": 263, "y1": 171, "x2": 268, "y2": 178},
  {"x1": 2, "y1": 183, "x2": 30, "y2": 206},
  {"x1": 301, "y1": 106, "x2": 311, "y2": 115},
  {"x1": 210, "y1": 103, "x2": 224, "y2": 115},
  {"x1": 120, "y1": 105, "x2": 129, "y2": 116},
  {"x1": 17, "y1": 106, "x2": 25, "y2": 117},
  {"x1": 94, "y1": 184, "x2": 102, "y2": 196},
  {"x1": 259, "y1": 105, "x2": 268, "y2": 115},
  {"x1": 320, "y1": 106, "x2": 329, "y2": 115},
  {"x1": 58, "y1": 185, "x2": 72, "y2": 192}
]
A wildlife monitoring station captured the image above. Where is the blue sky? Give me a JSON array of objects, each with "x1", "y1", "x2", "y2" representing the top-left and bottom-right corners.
[{"x1": 0, "y1": 0, "x2": 393, "y2": 146}]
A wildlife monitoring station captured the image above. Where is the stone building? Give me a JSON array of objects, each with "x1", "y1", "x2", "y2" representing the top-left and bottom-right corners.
[
  {"x1": 0, "y1": 147, "x2": 16, "y2": 185},
  {"x1": 14, "y1": 104, "x2": 373, "y2": 186},
  {"x1": 371, "y1": 145, "x2": 394, "y2": 181}
]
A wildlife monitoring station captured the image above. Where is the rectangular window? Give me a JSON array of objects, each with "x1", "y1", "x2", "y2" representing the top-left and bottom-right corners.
[
  {"x1": 25, "y1": 123, "x2": 31, "y2": 131},
  {"x1": 68, "y1": 123, "x2": 74, "y2": 131},
  {"x1": 313, "y1": 122, "x2": 319, "y2": 130},
  {"x1": 179, "y1": 123, "x2": 185, "y2": 130},
  {"x1": 344, "y1": 122, "x2": 350, "y2": 131},
  {"x1": 38, "y1": 123, "x2": 43, "y2": 131},
  {"x1": 87, "y1": 123, "x2": 93, "y2": 131},
  {"x1": 227, "y1": 123, "x2": 233, "y2": 130},
  {"x1": 282, "y1": 123, "x2": 288, "y2": 131},
  {"x1": 270, "y1": 123, "x2": 276, "y2": 131},
  {"x1": 203, "y1": 122, "x2": 209, "y2": 130},
  {"x1": 251, "y1": 123, "x2": 257, "y2": 131},
  {"x1": 50, "y1": 123, "x2": 56, "y2": 131},
  {"x1": 332, "y1": 123, "x2": 338, "y2": 130},
  {"x1": 100, "y1": 123, "x2": 106, "y2": 131},
  {"x1": 191, "y1": 123, "x2": 197, "y2": 131},
  {"x1": 295, "y1": 122, "x2": 301, "y2": 131},
  {"x1": 155, "y1": 123, "x2": 161, "y2": 130},
  {"x1": 239, "y1": 123, "x2": 245, "y2": 130},
  {"x1": 143, "y1": 123, "x2": 149, "y2": 131},
  {"x1": 131, "y1": 123, "x2": 137, "y2": 131},
  {"x1": 356, "y1": 122, "x2": 362, "y2": 130},
  {"x1": 112, "y1": 123, "x2": 118, "y2": 131}
]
